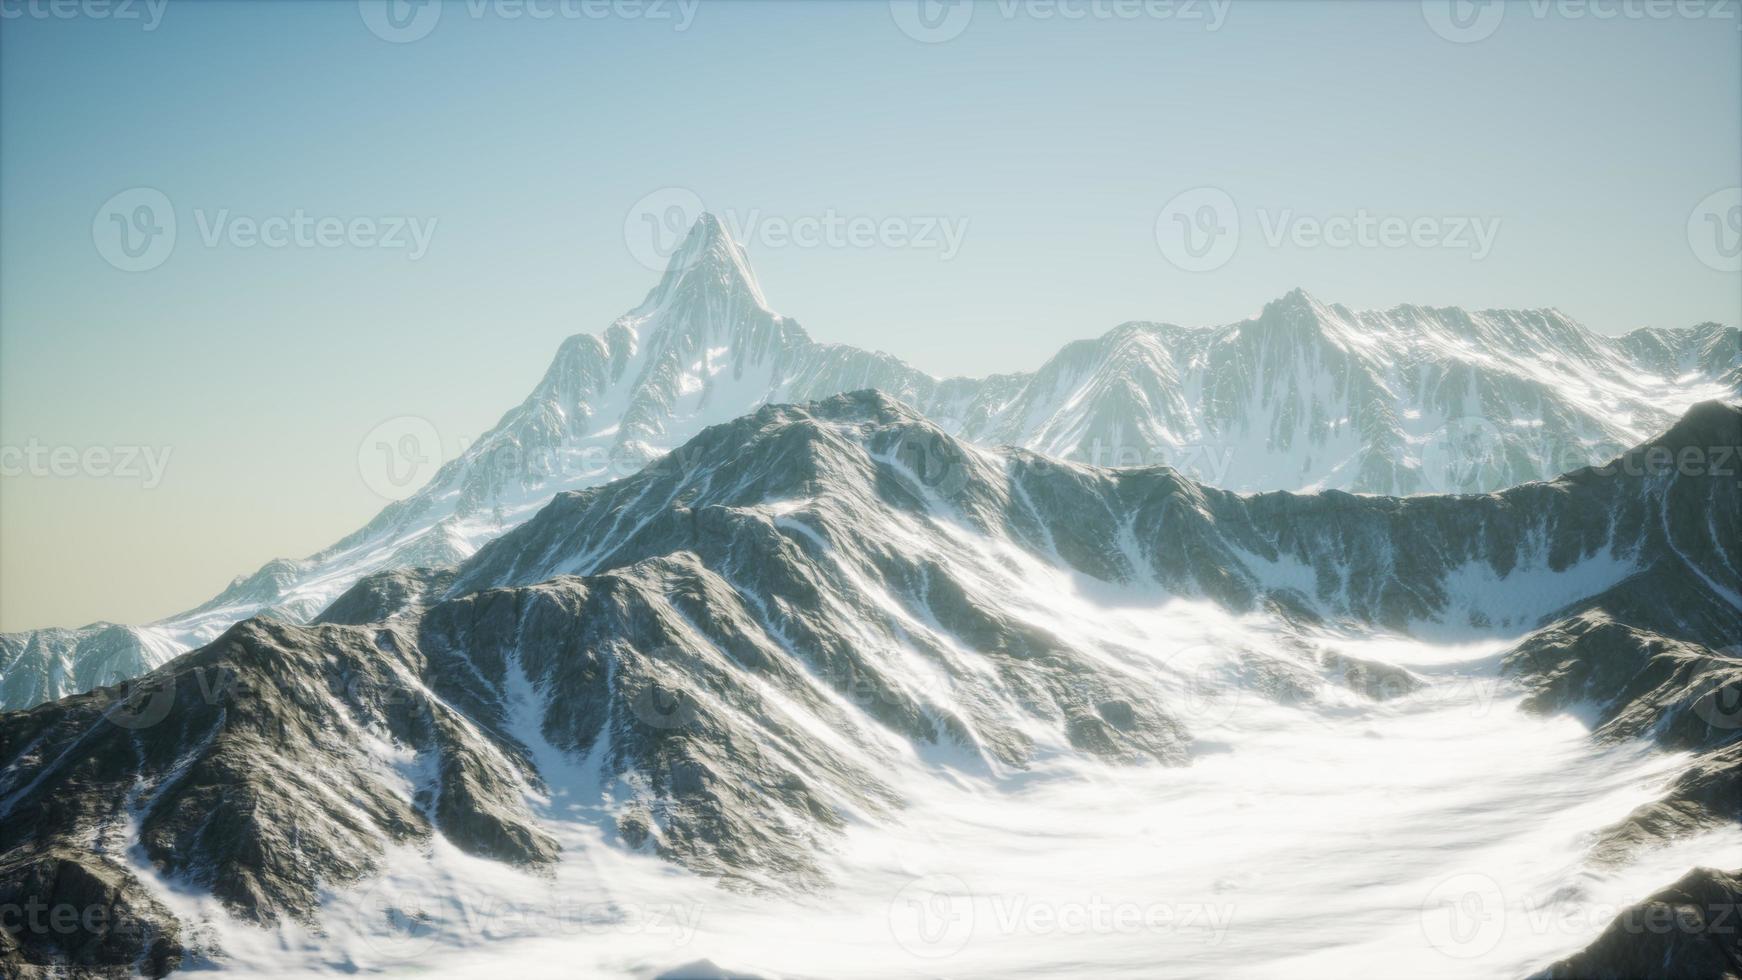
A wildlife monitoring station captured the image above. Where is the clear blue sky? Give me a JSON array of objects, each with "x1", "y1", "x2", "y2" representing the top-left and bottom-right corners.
[{"x1": 2, "y1": 0, "x2": 1738, "y2": 631}]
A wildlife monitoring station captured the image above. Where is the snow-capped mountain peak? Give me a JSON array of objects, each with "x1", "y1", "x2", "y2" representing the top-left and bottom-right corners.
[
  {"x1": 2, "y1": 217, "x2": 1735, "y2": 714},
  {"x1": 640, "y1": 209, "x2": 769, "y2": 315},
  {"x1": 1266, "y1": 285, "x2": 1334, "y2": 318}
]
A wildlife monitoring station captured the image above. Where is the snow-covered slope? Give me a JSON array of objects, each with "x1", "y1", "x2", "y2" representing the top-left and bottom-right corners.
[
  {"x1": 3, "y1": 394, "x2": 1737, "y2": 978},
  {"x1": 958, "y1": 290, "x2": 1739, "y2": 494},
  {"x1": 3, "y1": 215, "x2": 1735, "y2": 713}
]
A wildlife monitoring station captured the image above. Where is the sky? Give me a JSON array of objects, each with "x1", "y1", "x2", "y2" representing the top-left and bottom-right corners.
[{"x1": 1, "y1": 0, "x2": 1739, "y2": 632}]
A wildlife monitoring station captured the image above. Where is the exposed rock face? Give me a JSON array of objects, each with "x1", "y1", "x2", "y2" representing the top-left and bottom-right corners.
[
  {"x1": 1537, "y1": 867, "x2": 1742, "y2": 980},
  {"x1": 6, "y1": 216, "x2": 1736, "y2": 715},
  {"x1": 3, "y1": 394, "x2": 1737, "y2": 976},
  {"x1": 1496, "y1": 402, "x2": 1741, "y2": 868},
  {"x1": 312, "y1": 566, "x2": 456, "y2": 627},
  {"x1": 0, "y1": 847, "x2": 182, "y2": 979},
  {"x1": 0, "y1": 616, "x2": 558, "y2": 975},
  {"x1": 1505, "y1": 613, "x2": 1741, "y2": 861}
]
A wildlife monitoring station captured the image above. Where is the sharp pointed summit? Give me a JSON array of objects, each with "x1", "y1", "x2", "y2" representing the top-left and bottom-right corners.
[
  {"x1": 645, "y1": 210, "x2": 768, "y2": 313},
  {"x1": 1259, "y1": 287, "x2": 1338, "y2": 326},
  {"x1": 3, "y1": 242, "x2": 1734, "y2": 715}
]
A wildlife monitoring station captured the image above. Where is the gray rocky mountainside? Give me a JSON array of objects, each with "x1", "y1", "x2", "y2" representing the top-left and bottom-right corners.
[
  {"x1": 1536, "y1": 867, "x2": 1742, "y2": 979},
  {"x1": 1, "y1": 392, "x2": 1737, "y2": 978},
  {"x1": 4, "y1": 214, "x2": 1736, "y2": 716}
]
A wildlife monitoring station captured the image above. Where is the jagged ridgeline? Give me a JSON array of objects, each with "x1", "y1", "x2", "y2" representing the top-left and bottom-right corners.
[
  {"x1": 4, "y1": 214, "x2": 1737, "y2": 715},
  {"x1": 2, "y1": 392, "x2": 1738, "y2": 977}
]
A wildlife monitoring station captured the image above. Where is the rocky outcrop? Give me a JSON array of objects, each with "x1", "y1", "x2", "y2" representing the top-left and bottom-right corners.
[
  {"x1": 3, "y1": 394, "x2": 1737, "y2": 976},
  {"x1": 1538, "y1": 867, "x2": 1742, "y2": 979},
  {"x1": 8, "y1": 219, "x2": 1737, "y2": 717}
]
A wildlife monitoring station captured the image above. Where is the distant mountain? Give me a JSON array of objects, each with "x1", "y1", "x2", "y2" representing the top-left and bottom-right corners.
[
  {"x1": 983, "y1": 292, "x2": 1738, "y2": 494},
  {"x1": 3, "y1": 393, "x2": 1736, "y2": 977},
  {"x1": 3, "y1": 214, "x2": 1735, "y2": 713}
]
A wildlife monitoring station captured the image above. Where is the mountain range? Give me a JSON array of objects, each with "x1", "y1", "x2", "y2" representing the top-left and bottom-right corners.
[
  {"x1": 4, "y1": 214, "x2": 1735, "y2": 716},
  {"x1": 2, "y1": 386, "x2": 1739, "y2": 977},
  {"x1": 2, "y1": 215, "x2": 1739, "y2": 978}
]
